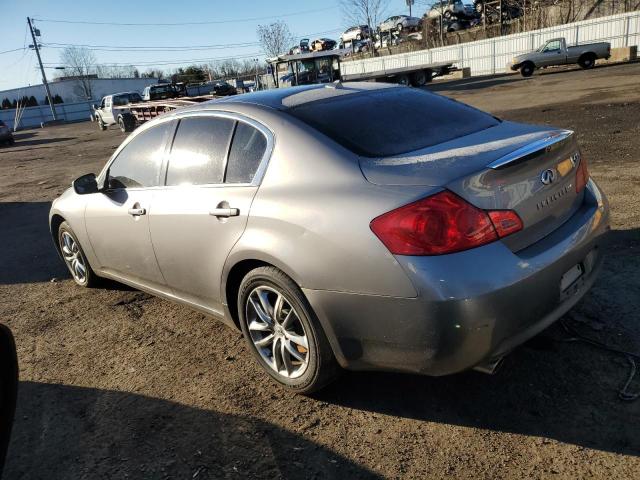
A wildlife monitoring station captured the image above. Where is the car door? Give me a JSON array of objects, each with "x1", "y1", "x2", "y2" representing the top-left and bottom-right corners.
[
  {"x1": 149, "y1": 113, "x2": 272, "y2": 315},
  {"x1": 102, "y1": 96, "x2": 115, "y2": 125},
  {"x1": 538, "y1": 40, "x2": 562, "y2": 67},
  {"x1": 84, "y1": 120, "x2": 175, "y2": 289}
]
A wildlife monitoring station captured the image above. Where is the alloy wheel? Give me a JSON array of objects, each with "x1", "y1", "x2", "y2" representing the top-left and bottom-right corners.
[
  {"x1": 60, "y1": 231, "x2": 87, "y2": 284},
  {"x1": 245, "y1": 286, "x2": 309, "y2": 379}
]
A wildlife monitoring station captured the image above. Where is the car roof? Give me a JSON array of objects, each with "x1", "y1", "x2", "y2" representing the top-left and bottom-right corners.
[{"x1": 201, "y1": 82, "x2": 399, "y2": 111}]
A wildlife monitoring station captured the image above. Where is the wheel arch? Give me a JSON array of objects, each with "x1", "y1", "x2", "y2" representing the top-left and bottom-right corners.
[
  {"x1": 223, "y1": 255, "x2": 304, "y2": 330},
  {"x1": 50, "y1": 213, "x2": 66, "y2": 255}
]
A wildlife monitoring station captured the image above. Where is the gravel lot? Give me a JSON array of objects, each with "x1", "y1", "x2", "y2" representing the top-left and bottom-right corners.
[{"x1": 1, "y1": 62, "x2": 639, "y2": 479}]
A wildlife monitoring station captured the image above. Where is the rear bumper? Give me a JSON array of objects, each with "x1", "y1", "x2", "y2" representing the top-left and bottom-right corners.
[{"x1": 305, "y1": 180, "x2": 610, "y2": 375}]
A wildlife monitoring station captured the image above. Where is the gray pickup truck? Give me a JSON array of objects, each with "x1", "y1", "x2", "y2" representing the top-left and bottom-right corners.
[{"x1": 511, "y1": 37, "x2": 611, "y2": 77}]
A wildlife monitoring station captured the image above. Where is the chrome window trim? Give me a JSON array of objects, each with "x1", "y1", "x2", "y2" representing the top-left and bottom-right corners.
[{"x1": 97, "y1": 109, "x2": 275, "y2": 191}]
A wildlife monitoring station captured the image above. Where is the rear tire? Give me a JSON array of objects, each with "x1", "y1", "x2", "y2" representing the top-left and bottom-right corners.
[
  {"x1": 118, "y1": 114, "x2": 136, "y2": 133},
  {"x1": 57, "y1": 221, "x2": 99, "y2": 288},
  {"x1": 238, "y1": 266, "x2": 339, "y2": 394},
  {"x1": 411, "y1": 70, "x2": 428, "y2": 87},
  {"x1": 578, "y1": 53, "x2": 596, "y2": 69},
  {"x1": 520, "y1": 62, "x2": 535, "y2": 77}
]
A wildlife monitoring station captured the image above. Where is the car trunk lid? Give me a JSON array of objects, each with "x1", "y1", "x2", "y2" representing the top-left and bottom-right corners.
[{"x1": 359, "y1": 121, "x2": 584, "y2": 251}]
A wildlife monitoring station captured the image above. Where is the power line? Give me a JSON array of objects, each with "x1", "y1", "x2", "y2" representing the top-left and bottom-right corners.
[
  {"x1": 41, "y1": 42, "x2": 260, "y2": 52},
  {"x1": 32, "y1": 5, "x2": 338, "y2": 26},
  {"x1": 43, "y1": 51, "x2": 264, "y2": 68},
  {"x1": 0, "y1": 48, "x2": 26, "y2": 55}
]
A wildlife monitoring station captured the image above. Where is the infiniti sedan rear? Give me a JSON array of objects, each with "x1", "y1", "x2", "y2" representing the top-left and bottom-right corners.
[{"x1": 50, "y1": 83, "x2": 609, "y2": 393}]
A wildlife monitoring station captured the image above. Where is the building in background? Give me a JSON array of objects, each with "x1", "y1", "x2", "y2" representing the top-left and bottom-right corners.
[{"x1": 0, "y1": 77, "x2": 158, "y2": 107}]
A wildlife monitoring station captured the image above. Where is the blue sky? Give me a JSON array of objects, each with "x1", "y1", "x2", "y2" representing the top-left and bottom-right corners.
[{"x1": 1, "y1": 0, "x2": 424, "y2": 91}]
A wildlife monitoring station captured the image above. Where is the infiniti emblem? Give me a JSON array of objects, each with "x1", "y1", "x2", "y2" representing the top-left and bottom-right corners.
[{"x1": 540, "y1": 169, "x2": 557, "y2": 185}]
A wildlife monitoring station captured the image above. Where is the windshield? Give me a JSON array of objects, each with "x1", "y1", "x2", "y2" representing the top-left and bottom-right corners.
[
  {"x1": 151, "y1": 85, "x2": 171, "y2": 93},
  {"x1": 286, "y1": 88, "x2": 500, "y2": 157}
]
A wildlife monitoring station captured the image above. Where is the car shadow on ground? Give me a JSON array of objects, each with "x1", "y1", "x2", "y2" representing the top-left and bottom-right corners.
[
  {"x1": 8, "y1": 137, "x2": 75, "y2": 149},
  {"x1": 11, "y1": 132, "x2": 37, "y2": 141},
  {"x1": 0, "y1": 201, "x2": 137, "y2": 290},
  {"x1": 428, "y1": 74, "x2": 524, "y2": 93},
  {"x1": 4, "y1": 382, "x2": 381, "y2": 479},
  {"x1": 0, "y1": 202, "x2": 68, "y2": 285}
]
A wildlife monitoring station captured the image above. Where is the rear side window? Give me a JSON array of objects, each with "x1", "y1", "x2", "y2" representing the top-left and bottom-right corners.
[
  {"x1": 108, "y1": 122, "x2": 173, "y2": 189},
  {"x1": 286, "y1": 88, "x2": 500, "y2": 157},
  {"x1": 166, "y1": 116, "x2": 235, "y2": 186},
  {"x1": 225, "y1": 122, "x2": 267, "y2": 184}
]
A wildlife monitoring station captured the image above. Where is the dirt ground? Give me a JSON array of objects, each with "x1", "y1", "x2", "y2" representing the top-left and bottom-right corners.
[{"x1": 1, "y1": 62, "x2": 639, "y2": 479}]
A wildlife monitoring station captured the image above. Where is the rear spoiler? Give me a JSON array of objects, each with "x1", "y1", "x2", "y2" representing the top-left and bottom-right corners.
[{"x1": 488, "y1": 130, "x2": 574, "y2": 169}]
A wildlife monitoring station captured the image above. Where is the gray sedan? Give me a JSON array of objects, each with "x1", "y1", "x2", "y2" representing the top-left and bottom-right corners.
[{"x1": 50, "y1": 83, "x2": 609, "y2": 393}]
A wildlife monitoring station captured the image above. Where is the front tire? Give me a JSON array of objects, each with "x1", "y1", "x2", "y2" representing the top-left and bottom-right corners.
[
  {"x1": 58, "y1": 222, "x2": 98, "y2": 287},
  {"x1": 520, "y1": 62, "x2": 535, "y2": 77},
  {"x1": 97, "y1": 116, "x2": 107, "y2": 131},
  {"x1": 238, "y1": 266, "x2": 338, "y2": 394}
]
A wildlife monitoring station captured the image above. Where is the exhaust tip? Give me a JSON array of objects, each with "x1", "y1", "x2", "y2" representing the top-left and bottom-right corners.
[{"x1": 473, "y1": 356, "x2": 505, "y2": 375}]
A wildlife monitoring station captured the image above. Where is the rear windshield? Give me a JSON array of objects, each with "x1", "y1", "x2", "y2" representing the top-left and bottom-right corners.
[{"x1": 286, "y1": 87, "x2": 500, "y2": 157}]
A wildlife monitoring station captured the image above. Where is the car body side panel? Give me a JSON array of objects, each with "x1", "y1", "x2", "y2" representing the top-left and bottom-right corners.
[{"x1": 220, "y1": 104, "x2": 421, "y2": 300}]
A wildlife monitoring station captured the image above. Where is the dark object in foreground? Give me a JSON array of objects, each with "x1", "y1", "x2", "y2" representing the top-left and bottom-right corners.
[{"x1": 0, "y1": 324, "x2": 18, "y2": 478}]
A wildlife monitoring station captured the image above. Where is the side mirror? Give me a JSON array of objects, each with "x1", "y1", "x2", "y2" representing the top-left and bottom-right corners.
[{"x1": 73, "y1": 173, "x2": 99, "y2": 195}]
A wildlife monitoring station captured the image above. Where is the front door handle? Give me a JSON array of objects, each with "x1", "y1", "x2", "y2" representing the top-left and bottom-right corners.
[
  {"x1": 128, "y1": 207, "x2": 146, "y2": 216},
  {"x1": 209, "y1": 207, "x2": 239, "y2": 218}
]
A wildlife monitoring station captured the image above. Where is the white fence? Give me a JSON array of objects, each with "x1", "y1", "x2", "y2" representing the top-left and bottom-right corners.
[
  {"x1": 0, "y1": 101, "x2": 93, "y2": 130},
  {"x1": 341, "y1": 10, "x2": 640, "y2": 78}
]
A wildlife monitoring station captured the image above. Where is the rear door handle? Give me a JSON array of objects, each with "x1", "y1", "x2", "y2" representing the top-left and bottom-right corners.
[
  {"x1": 128, "y1": 207, "x2": 146, "y2": 216},
  {"x1": 209, "y1": 208, "x2": 239, "y2": 218}
]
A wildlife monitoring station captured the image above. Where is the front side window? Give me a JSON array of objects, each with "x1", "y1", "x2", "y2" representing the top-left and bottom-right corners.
[
  {"x1": 165, "y1": 116, "x2": 235, "y2": 186},
  {"x1": 544, "y1": 40, "x2": 561, "y2": 52},
  {"x1": 107, "y1": 122, "x2": 173, "y2": 189},
  {"x1": 225, "y1": 122, "x2": 268, "y2": 184}
]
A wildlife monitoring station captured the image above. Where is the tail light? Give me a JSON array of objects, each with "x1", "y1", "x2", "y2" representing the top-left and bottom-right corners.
[
  {"x1": 370, "y1": 191, "x2": 522, "y2": 256},
  {"x1": 575, "y1": 156, "x2": 589, "y2": 193}
]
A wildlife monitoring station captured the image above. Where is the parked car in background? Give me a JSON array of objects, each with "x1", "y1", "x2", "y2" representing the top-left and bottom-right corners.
[
  {"x1": 0, "y1": 121, "x2": 14, "y2": 146},
  {"x1": 310, "y1": 38, "x2": 337, "y2": 51},
  {"x1": 511, "y1": 37, "x2": 611, "y2": 77},
  {"x1": 475, "y1": 0, "x2": 522, "y2": 21},
  {"x1": 427, "y1": 0, "x2": 467, "y2": 19},
  {"x1": 341, "y1": 25, "x2": 371, "y2": 42},
  {"x1": 289, "y1": 38, "x2": 310, "y2": 55},
  {"x1": 92, "y1": 92, "x2": 143, "y2": 131},
  {"x1": 51, "y1": 83, "x2": 608, "y2": 393},
  {"x1": 211, "y1": 81, "x2": 237, "y2": 96},
  {"x1": 142, "y1": 83, "x2": 180, "y2": 101},
  {"x1": 446, "y1": 19, "x2": 472, "y2": 32},
  {"x1": 378, "y1": 15, "x2": 421, "y2": 32}
]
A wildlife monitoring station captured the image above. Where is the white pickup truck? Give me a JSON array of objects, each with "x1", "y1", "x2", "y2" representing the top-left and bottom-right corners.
[
  {"x1": 511, "y1": 37, "x2": 611, "y2": 77},
  {"x1": 92, "y1": 91, "x2": 142, "y2": 132}
]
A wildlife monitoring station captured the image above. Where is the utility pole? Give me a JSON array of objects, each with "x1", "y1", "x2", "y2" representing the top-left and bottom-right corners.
[{"x1": 27, "y1": 17, "x2": 57, "y2": 120}]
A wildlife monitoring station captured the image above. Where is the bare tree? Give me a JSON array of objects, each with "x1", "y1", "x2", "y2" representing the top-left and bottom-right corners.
[
  {"x1": 59, "y1": 46, "x2": 97, "y2": 99},
  {"x1": 340, "y1": 0, "x2": 390, "y2": 29},
  {"x1": 256, "y1": 21, "x2": 294, "y2": 58}
]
